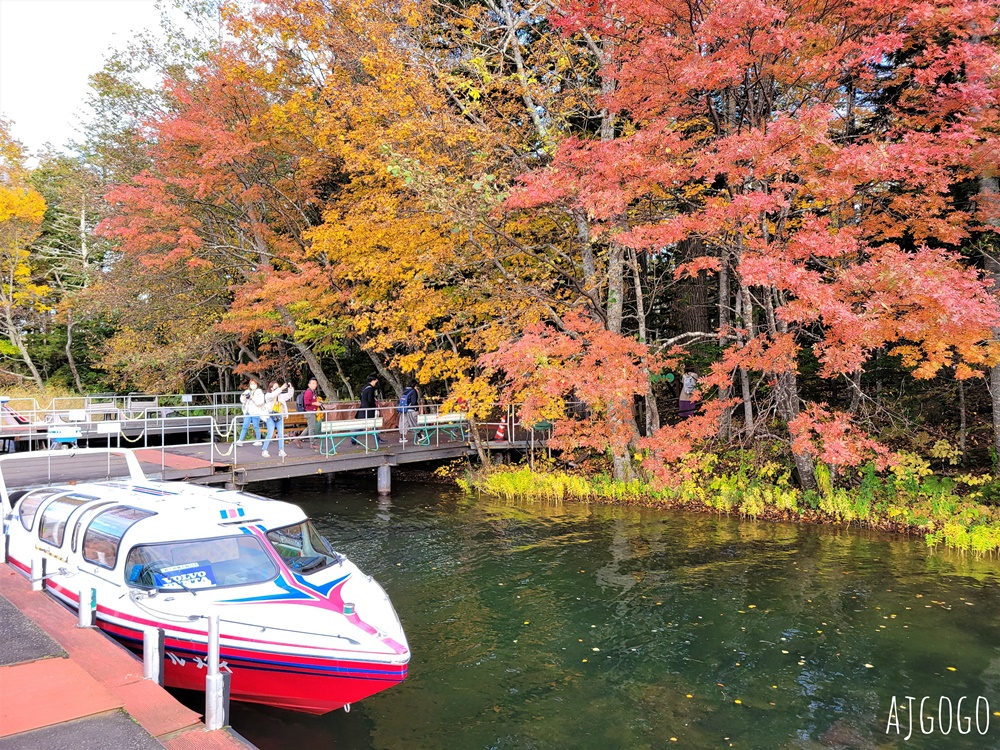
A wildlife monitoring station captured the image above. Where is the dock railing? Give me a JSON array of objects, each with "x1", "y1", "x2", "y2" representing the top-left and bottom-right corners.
[{"x1": 0, "y1": 392, "x2": 555, "y2": 459}]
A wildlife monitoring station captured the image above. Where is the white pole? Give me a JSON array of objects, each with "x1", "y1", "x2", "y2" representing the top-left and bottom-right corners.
[
  {"x1": 77, "y1": 588, "x2": 96, "y2": 628},
  {"x1": 207, "y1": 615, "x2": 220, "y2": 675},
  {"x1": 204, "y1": 615, "x2": 230, "y2": 730},
  {"x1": 31, "y1": 557, "x2": 45, "y2": 591},
  {"x1": 143, "y1": 627, "x2": 164, "y2": 685}
]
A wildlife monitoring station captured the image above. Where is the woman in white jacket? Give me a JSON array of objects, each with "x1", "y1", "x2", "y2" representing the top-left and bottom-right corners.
[
  {"x1": 236, "y1": 380, "x2": 267, "y2": 446},
  {"x1": 262, "y1": 381, "x2": 294, "y2": 457}
]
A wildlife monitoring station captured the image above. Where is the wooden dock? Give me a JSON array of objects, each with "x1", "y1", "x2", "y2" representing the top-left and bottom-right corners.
[{"x1": 0, "y1": 435, "x2": 519, "y2": 491}]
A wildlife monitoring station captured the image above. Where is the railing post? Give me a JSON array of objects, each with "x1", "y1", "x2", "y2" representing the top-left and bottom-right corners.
[
  {"x1": 77, "y1": 587, "x2": 96, "y2": 628},
  {"x1": 31, "y1": 556, "x2": 45, "y2": 591},
  {"x1": 205, "y1": 615, "x2": 230, "y2": 730},
  {"x1": 143, "y1": 627, "x2": 165, "y2": 685}
]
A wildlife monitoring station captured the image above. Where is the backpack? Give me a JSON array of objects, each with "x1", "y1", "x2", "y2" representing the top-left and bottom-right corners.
[
  {"x1": 295, "y1": 390, "x2": 306, "y2": 412},
  {"x1": 397, "y1": 388, "x2": 416, "y2": 413}
]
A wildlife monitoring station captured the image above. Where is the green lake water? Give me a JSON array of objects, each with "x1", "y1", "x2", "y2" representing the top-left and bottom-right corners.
[{"x1": 210, "y1": 476, "x2": 1000, "y2": 749}]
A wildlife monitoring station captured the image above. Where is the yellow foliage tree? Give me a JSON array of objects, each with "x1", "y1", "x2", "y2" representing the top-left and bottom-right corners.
[{"x1": 0, "y1": 119, "x2": 49, "y2": 387}]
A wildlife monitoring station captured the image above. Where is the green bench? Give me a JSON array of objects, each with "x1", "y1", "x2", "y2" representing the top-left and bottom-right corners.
[
  {"x1": 319, "y1": 416, "x2": 383, "y2": 456},
  {"x1": 410, "y1": 412, "x2": 467, "y2": 446}
]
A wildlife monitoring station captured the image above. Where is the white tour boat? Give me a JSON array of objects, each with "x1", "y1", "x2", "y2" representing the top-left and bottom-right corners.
[{"x1": 0, "y1": 449, "x2": 409, "y2": 714}]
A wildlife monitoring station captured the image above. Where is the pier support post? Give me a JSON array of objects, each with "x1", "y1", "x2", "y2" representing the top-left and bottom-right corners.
[
  {"x1": 77, "y1": 588, "x2": 96, "y2": 628},
  {"x1": 143, "y1": 627, "x2": 165, "y2": 685},
  {"x1": 377, "y1": 464, "x2": 391, "y2": 495},
  {"x1": 31, "y1": 557, "x2": 45, "y2": 592},
  {"x1": 205, "y1": 615, "x2": 230, "y2": 730}
]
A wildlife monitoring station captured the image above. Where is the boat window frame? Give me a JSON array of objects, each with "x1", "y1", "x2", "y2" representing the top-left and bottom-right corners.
[
  {"x1": 37, "y1": 493, "x2": 96, "y2": 548},
  {"x1": 18, "y1": 489, "x2": 65, "y2": 532},
  {"x1": 123, "y1": 533, "x2": 281, "y2": 591},
  {"x1": 266, "y1": 521, "x2": 339, "y2": 575},
  {"x1": 71, "y1": 501, "x2": 117, "y2": 554},
  {"x1": 82, "y1": 505, "x2": 156, "y2": 570}
]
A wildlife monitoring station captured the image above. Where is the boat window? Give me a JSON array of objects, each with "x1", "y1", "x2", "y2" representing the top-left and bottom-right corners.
[
  {"x1": 125, "y1": 535, "x2": 278, "y2": 590},
  {"x1": 38, "y1": 494, "x2": 95, "y2": 547},
  {"x1": 82, "y1": 506, "x2": 156, "y2": 569},
  {"x1": 266, "y1": 521, "x2": 339, "y2": 574},
  {"x1": 18, "y1": 489, "x2": 64, "y2": 532}
]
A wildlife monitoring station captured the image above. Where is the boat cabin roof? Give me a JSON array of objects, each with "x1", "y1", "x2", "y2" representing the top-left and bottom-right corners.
[{"x1": 15, "y1": 479, "x2": 307, "y2": 548}]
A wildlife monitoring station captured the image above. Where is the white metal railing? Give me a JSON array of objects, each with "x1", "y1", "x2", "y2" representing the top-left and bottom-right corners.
[{"x1": 0, "y1": 392, "x2": 553, "y2": 458}]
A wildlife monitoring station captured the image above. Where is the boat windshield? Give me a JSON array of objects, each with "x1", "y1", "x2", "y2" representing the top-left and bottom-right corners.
[
  {"x1": 125, "y1": 535, "x2": 279, "y2": 590},
  {"x1": 266, "y1": 521, "x2": 339, "y2": 574}
]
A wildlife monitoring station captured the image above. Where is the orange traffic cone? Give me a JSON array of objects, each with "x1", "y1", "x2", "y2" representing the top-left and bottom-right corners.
[{"x1": 494, "y1": 422, "x2": 507, "y2": 441}]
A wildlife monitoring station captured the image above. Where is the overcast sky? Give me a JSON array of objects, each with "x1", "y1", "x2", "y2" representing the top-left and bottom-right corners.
[{"x1": 0, "y1": 0, "x2": 163, "y2": 156}]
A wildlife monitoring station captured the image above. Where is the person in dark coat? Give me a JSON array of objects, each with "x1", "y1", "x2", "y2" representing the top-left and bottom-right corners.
[{"x1": 352, "y1": 373, "x2": 380, "y2": 448}]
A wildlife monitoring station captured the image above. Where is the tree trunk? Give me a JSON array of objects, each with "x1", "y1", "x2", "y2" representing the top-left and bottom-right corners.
[
  {"x1": 847, "y1": 369, "x2": 862, "y2": 414},
  {"x1": 65, "y1": 308, "x2": 84, "y2": 394},
  {"x1": 958, "y1": 377, "x2": 967, "y2": 461},
  {"x1": 717, "y1": 248, "x2": 732, "y2": 440},
  {"x1": 734, "y1": 291, "x2": 753, "y2": 432},
  {"x1": 273, "y1": 305, "x2": 338, "y2": 399},
  {"x1": 981, "y1": 175, "x2": 1000, "y2": 474},
  {"x1": 599, "y1": 34, "x2": 637, "y2": 482},
  {"x1": 764, "y1": 286, "x2": 816, "y2": 489},
  {"x1": 330, "y1": 351, "x2": 353, "y2": 400},
  {"x1": 629, "y1": 248, "x2": 660, "y2": 435},
  {"x1": 365, "y1": 348, "x2": 402, "y2": 398}
]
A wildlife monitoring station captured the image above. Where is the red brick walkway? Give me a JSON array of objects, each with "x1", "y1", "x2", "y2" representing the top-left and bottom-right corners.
[{"x1": 0, "y1": 566, "x2": 253, "y2": 748}]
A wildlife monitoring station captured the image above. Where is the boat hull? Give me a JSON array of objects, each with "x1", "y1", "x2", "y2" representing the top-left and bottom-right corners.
[{"x1": 31, "y1": 566, "x2": 407, "y2": 715}]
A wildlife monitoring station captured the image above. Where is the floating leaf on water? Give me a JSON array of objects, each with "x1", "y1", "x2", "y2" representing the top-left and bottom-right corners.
[
  {"x1": 592, "y1": 647, "x2": 600, "y2": 652},
  {"x1": 864, "y1": 663, "x2": 874, "y2": 668},
  {"x1": 781, "y1": 650, "x2": 789, "y2": 654},
  {"x1": 582, "y1": 659, "x2": 588, "y2": 663},
  {"x1": 734, "y1": 699, "x2": 742, "y2": 704},
  {"x1": 947, "y1": 666, "x2": 957, "y2": 671},
  {"x1": 686, "y1": 694, "x2": 693, "y2": 698}
]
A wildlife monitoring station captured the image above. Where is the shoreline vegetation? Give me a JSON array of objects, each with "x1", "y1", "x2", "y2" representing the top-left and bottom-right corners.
[{"x1": 458, "y1": 453, "x2": 1000, "y2": 555}]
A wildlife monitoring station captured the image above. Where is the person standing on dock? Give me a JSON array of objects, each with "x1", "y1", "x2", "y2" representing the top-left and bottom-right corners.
[
  {"x1": 397, "y1": 381, "x2": 419, "y2": 444},
  {"x1": 302, "y1": 377, "x2": 322, "y2": 448},
  {"x1": 262, "y1": 381, "x2": 294, "y2": 458},
  {"x1": 236, "y1": 379, "x2": 266, "y2": 447},
  {"x1": 352, "y1": 374, "x2": 380, "y2": 447}
]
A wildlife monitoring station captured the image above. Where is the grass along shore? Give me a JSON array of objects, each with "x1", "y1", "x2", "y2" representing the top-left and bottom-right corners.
[{"x1": 456, "y1": 452, "x2": 1000, "y2": 554}]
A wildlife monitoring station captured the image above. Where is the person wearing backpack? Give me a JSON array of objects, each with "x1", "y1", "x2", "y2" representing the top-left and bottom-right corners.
[{"x1": 397, "y1": 382, "x2": 419, "y2": 444}]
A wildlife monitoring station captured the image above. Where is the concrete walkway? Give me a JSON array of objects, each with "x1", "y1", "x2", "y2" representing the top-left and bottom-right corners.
[{"x1": 0, "y1": 566, "x2": 254, "y2": 750}]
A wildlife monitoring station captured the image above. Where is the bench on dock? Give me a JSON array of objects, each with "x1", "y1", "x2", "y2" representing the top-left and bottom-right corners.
[
  {"x1": 410, "y1": 412, "x2": 467, "y2": 446},
  {"x1": 318, "y1": 416, "x2": 384, "y2": 456}
]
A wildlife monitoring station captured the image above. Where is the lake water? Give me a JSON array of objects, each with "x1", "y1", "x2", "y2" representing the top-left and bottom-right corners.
[{"x1": 195, "y1": 475, "x2": 1000, "y2": 749}]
